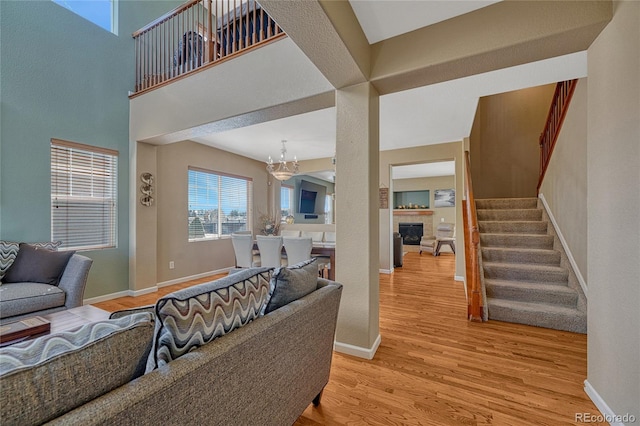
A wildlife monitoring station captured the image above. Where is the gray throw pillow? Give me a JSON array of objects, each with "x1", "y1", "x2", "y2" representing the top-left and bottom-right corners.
[
  {"x1": 264, "y1": 258, "x2": 318, "y2": 314},
  {"x1": 2, "y1": 243, "x2": 75, "y2": 285},
  {"x1": 0, "y1": 240, "x2": 61, "y2": 282}
]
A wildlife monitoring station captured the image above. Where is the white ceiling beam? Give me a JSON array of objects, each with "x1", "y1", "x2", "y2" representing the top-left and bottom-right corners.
[{"x1": 259, "y1": 0, "x2": 370, "y2": 89}]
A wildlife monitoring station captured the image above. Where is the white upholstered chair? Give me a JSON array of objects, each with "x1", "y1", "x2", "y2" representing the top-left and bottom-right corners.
[
  {"x1": 322, "y1": 231, "x2": 336, "y2": 247},
  {"x1": 419, "y1": 223, "x2": 456, "y2": 256},
  {"x1": 283, "y1": 236, "x2": 313, "y2": 266},
  {"x1": 280, "y1": 230, "x2": 300, "y2": 238},
  {"x1": 231, "y1": 233, "x2": 261, "y2": 267},
  {"x1": 256, "y1": 235, "x2": 284, "y2": 268},
  {"x1": 301, "y1": 231, "x2": 324, "y2": 245}
]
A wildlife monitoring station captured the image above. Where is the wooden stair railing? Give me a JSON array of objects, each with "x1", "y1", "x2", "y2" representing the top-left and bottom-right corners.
[
  {"x1": 537, "y1": 79, "x2": 578, "y2": 193},
  {"x1": 131, "y1": 0, "x2": 285, "y2": 97},
  {"x1": 463, "y1": 150, "x2": 483, "y2": 322}
]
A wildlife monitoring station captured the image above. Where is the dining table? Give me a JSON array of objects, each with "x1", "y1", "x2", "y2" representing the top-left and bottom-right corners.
[
  {"x1": 310, "y1": 244, "x2": 335, "y2": 281},
  {"x1": 252, "y1": 241, "x2": 335, "y2": 281}
]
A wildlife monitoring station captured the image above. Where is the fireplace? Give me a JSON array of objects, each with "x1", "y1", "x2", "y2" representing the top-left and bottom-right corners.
[{"x1": 398, "y1": 223, "x2": 423, "y2": 245}]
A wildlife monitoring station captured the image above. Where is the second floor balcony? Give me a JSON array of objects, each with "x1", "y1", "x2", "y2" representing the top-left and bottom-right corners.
[{"x1": 132, "y1": 0, "x2": 285, "y2": 96}]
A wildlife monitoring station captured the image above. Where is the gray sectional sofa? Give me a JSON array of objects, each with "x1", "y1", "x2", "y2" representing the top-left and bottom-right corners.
[{"x1": 0, "y1": 263, "x2": 343, "y2": 426}]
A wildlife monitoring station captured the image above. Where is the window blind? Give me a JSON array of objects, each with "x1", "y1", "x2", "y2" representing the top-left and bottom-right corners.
[
  {"x1": 51, "y1": 139, "x2": 118, "y2": 251},
  {"x1": 188, "y1": 168, "x2": 252, "y2": 241}
]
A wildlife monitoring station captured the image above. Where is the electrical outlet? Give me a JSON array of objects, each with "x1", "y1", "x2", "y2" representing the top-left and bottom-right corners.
[
  {"x1": 169, "y1": 261, "x2": 175, "y2": 269},
  {"x1": 441, "y1": 217, "x2": 445, "y2": 222}
]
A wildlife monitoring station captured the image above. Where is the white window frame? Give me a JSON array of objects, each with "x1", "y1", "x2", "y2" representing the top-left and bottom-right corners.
[
  {"x1": 51, "y1": 139, "x2": 118, "y2": 251},
  {"x1": 188, "y1": 167, "x2": 253, "y2": 241},
  {"x1": 280, "y1": 184, "x2": 294, "y2": 223},
  {"x1": 325, "y1": 193, "x2": 334, "y2": 224}
]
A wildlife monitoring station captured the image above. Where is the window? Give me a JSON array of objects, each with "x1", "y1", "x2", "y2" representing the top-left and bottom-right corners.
[
  {"x1": 280, "y1": 185, "x2": 294, "y2": 222},
  {"x1": 188, "y1": 168, "x2": 252, "y2": 241},
  {"x1": 51, "y1": 139, "x2": 118, "y2": 251},
  {"x1": 52, "y1": 0, "x2": 116, "y2": 34},
  {"x1": 325, "y1": 193, "x2": 333, "y2": 224}
]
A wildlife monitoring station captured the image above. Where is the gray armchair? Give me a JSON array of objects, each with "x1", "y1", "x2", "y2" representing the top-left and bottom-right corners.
[{"x1": 0, "y1": 254, "x2": 93, "y2": 324}]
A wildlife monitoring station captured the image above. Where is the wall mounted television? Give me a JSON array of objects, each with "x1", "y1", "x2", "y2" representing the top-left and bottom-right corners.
[{"x1": 299, "y1": 189, "x2": 317, "y2": 214}]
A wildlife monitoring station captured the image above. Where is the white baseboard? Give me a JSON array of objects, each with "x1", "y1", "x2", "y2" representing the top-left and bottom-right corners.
[
  {"x1": 157, "y1": 267, "x2": 232, "y2": 288},
  {"x1": 538, "y1": 193, "x2": 588, "y2": 297},
  {"x1": 84, "y1": 268, "x2": 233, "y2": 305},
  {"x1": 334, "y1": 334, "x2": 381, "y2": 360},
  {"x1": 379, "y1": 268, "x2": 393, "y2": 274},
  {"x1": 583, "y1": 380, "x2": 630, "y2": 426},
  {"x1": 455, "y1": 275, "x2": 464, "y2": 282},
  {"x1": 84, "y1": 290, "x2": 133, "y2": 305}
]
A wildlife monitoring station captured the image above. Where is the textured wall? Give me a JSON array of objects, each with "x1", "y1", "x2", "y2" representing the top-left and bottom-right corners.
[
  {"x1": 335, "y1": 82, "x2": 380, "y2": 356},
  {"x1": 393, "y1": 175, "x2": 457, "y2": 225},
  {"x1": 152, "y1": 141, "x2": 268, "y2": 284},
  {"x1": 0, "y1": 0, "x2": 180, "y2": 298},
  {"x1": 470, "y1": 84, "x2": 555, "y2": 199},
  {"x1": 586, "y1": 0, "x2": 640, "y2": 419},
  {"x1": 539, "y1": 79, "x2": 588, "y2": 284}
]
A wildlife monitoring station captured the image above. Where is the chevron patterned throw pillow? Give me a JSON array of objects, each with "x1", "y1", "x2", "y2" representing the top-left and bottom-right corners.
[{"x1": 147, "y1": 267, "x2": 272, "y2": 371}]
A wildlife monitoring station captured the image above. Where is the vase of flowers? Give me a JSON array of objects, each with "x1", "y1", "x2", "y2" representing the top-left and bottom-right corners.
[{"x1": 259, "y1": 212, "x2": 280, "y2": 236}]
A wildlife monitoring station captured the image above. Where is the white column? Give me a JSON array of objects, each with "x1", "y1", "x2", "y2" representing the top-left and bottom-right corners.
[{"x1": 334, "y1": 82, "x2": 380, "y2": 359}]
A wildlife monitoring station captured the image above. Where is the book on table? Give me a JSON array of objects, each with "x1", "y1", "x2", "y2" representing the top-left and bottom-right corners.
[{"x1": 0, "y1": 316, "x2": 51, "y2": 345}]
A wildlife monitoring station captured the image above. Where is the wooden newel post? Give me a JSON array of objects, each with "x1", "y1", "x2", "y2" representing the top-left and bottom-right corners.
[
  {"x1": 469, "y1": 226, "x2": 482, "y2": 322},
  {"x1": 464, "y1": 151, "x2": 484, "y2": 322}
]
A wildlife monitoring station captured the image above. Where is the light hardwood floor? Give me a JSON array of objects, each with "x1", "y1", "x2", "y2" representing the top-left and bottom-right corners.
[{"x1": 94, "y1": 252, "x2": 604, "y2": 425}]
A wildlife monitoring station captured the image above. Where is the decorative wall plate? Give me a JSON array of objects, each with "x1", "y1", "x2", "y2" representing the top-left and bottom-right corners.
[
  {"x1": 140, "y1": 172, "x2": 154, "y2": 185},
  {"x1": 140, "y1": 173, "x2": 154, "y2": 206},
  {"x1": 140, "y1": 184, "x2": 153, "y2": 195},
  {"x1": 140, "y1": 195, "x2": 154, "y2": 207}
]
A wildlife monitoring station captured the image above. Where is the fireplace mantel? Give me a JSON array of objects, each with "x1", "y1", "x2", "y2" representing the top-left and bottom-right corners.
[{"x1": 393, "y1": 210, "x2": 433, "y2": 216}]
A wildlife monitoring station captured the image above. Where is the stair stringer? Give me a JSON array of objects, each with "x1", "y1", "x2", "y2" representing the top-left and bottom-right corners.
[{"x1": 537, "y1": 195, "x2": 587, "y2": 313}]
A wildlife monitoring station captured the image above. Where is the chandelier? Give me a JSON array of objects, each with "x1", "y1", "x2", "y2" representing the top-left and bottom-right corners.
[{"x1": 266, "y1": 140, "x2": 299, "y2": 181}]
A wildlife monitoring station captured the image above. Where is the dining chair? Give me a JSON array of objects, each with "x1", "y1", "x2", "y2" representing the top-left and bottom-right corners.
[
  {"x1": 231, "y1": 233, "x2": 260, "y2": 268},
  {"x1": 256, "y1": 235, "x2": 284, "y2": 268},
  {"x1": 283, "y1": 236, "x2": 313, "y2": 267}
]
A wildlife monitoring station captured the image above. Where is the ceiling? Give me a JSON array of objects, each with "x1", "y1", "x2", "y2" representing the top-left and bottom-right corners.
[{"x1": 191, "y1": 1, "x2": 588, "y2": 180}]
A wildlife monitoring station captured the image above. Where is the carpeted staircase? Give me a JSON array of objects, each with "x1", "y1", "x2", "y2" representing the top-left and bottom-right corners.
[{"x1": 477, "y1": 198, "x2": 586, "y2": 333}]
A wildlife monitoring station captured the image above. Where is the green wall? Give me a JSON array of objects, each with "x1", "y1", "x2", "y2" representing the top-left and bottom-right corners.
[{"x1": 0, "y1": 0, "x2": 180, "y2": 298}]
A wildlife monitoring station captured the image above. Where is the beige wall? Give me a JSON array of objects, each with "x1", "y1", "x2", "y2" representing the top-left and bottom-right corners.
[
  {"x1": 380, "y1": 142, "x2": 464, "y2": 279},
  {"x1": 539, "y1": 78, "x2": 588, "y2": 284},
  {"x1": 470, "y1": 84, "x2": 556, "y2": 199},
  {"x1": 134, "y1": 142, "x2": 159, "y2": 291},
  {"x1": 393, "y1": 175, "x2": 457, "y2": 226},
  {"x1": 154, "y1": 141, "x2": 269, "y2": 284},
  {"x1": 586, "y1": 0, "x2": 640, "y2": 419}
]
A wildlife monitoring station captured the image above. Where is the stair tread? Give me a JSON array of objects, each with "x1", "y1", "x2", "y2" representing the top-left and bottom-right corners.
[
  {"x1": 477, "y1": 209, "x2": 541, "y2": 212},
  {"x1": 485, "y1": 278, "x2": 575, "y2": 293},
  {"x1": 483, "y1": 261, "x2": 566, "y2": 272},
  {"x1": 482, "y1": 247, "x2": 557, "y2": 254},
  {"x1": 487, "y1": 298, "x2": 585, "y2": 315},
  {"x1": 481, "y1": 232, "x2": 551, "y2": 237},
  {"x1": 479, "y1": 220, "x2": 545, "y2": 223},
  {"x1": 476, "y1": 198, "x2": 538, "y2": 201}
]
